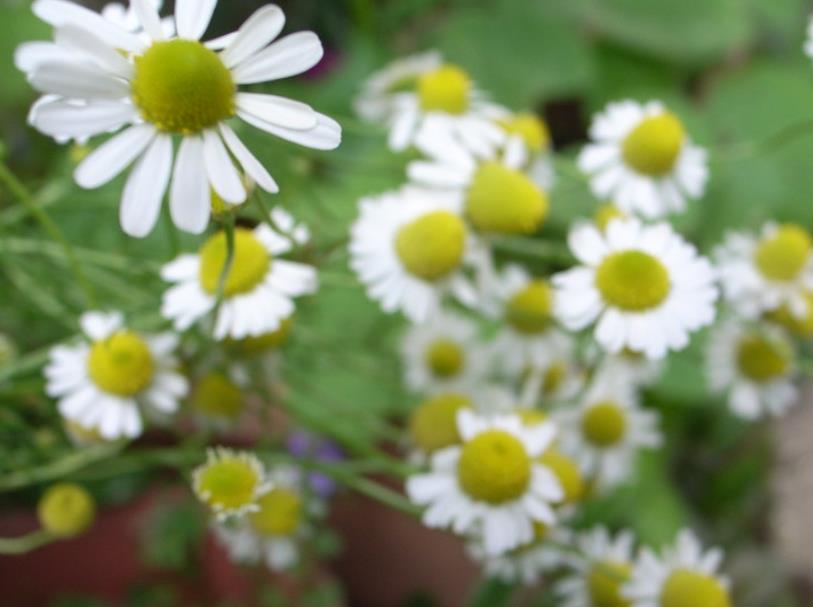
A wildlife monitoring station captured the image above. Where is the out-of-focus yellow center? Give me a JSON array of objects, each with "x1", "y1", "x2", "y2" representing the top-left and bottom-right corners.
[
  {"x1": 195, "y1": 457, "x2": 261, "y2": 511},
  {"x1": 409, "y1": 393, "x2": 471, "y2": 454},
  {"x1": 660, "y1": 570, "x2": 731, "y2": 607},
  {"x1": 249, "y1": 488, "x2": 303, "y2": 537},
  {"x1": 587, "y1": 561, "x2": 633, "y2": 607},
  {"x1": 87, "y1": 331, "x2": 154, "y2": 396},
  {"x1": 505, "y1": 280, "x2": 554, "y2": 334},
  {"x1": 395, "y1": 211, "x2": 466, "y2": 281},
  {"x1": 767, "y1": 291, "x2": 813, "y2": 337},
  {"x1": 753, "y1": 224, "x2": 812, "y2": 282},
  {"x1": 466, "y1": 162, "x2": 548, "y2": 235},
  {"x1": 37, "y1": 483, "x2": 96, "y2": 538},
  {"x1": 457, "y1": 430, "x2": 531, "y2": 504},
  {"x1": 735, "y1": 334, "x2": 790, "y2": 383},
  {"x1": 192, "y1": 373, "x2": 244, "y2": 420},
  {"x1": 594, "y1": 203, "x2": 626, "y2": 232},
  {"x1": 596, "y1": 250, "x2": 671, "y2": 311},
  {"x1": 500, "y1": 113, "x2": 551, "y2": 152},
  {"x1": 582, "y1": 401, "x2": 627, "y2": 447},
  {"x1": 417, "y1": 65, "x2": 471, "y2": 114},
  {"x1": 198, "y1": 229, "x2": 271, "y2": 297},
  {"x1": 538, "y1": 449, "x2": 584, "y2": 505},
  {"x1": 621, "y1": 112, "x2": 685, "y2": 176},
  {"x1": 425, "y1": 338, "x2": 465, "y2": 378}
]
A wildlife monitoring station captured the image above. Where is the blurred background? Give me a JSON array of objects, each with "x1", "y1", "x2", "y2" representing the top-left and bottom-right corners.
[{"x1": 2, "y1": 0, "x2": 813, "y2": 606}]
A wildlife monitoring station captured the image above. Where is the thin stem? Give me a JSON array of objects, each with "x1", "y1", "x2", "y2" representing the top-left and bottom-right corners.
[
  {"x1": 0, "y1": 529, "x2": 56, "y2": 555},
  {"x1": 210, "y1": 214, "x2": 236, "y2": 334},
  {"x1": 0, "y1": 161, "x2": 96, "y2": 307}
]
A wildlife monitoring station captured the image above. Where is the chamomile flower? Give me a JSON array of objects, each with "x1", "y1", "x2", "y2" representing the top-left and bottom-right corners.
[
  {"x1": 188, "y1": 370, "x2": 248, "y2": 428},
  {"x1": 192, "y1": 447, "x2": 270, "y2": 520},
  {"x1": 624, "y1": 529, "x2": 732, "y2": 607},
  {"x1": 355, "y1": 51, "x2": 505, "y2": 154},
  {"x1": 101, "y1": 0, "x2": 174, "y2": 38},
  {"x1": 555, "y1": 527, "x2": 637, "y2": 607},
  {"x1": 349, "y1": 187, "x2": 480, "y2": 323},
  {"x1": 556, "y1": 375, "x2": 661, "y2": 489},
  {"x1": 767, "y1": 289, "x2": 813, "y2": 337},
  {"x1": 554, "y1": 218, "x2": 718, "y2": 359},
  {"x1": 707, "y1": 320, "x2": 798, "y2": 419},
  {"x1": 213, "y1": 466, "x2": 314, "y2": 572},
  {"x1": 715, "y1": 223, "x2": 813, "y2": 319},
  {"x1": 406, "y1": 409, "x2": 563, "y2": 555},
  {"x1": 408, "y1": 128, "x2": 549, "y2": 236},
  {"x1": 401, "y1": 309, "x2": 487, "y2": 394},
  {"x1": 408, "y1": 392, "x2": 472, "y2": 460},
  {"x1": 44, "y1": 311, "x2": 187, "y2": 440},
  {"x1": 21, "y1": 0, "x2": 341, "y2": 237},
  {"x1": 161, "y1": 218, "x2": 317, "y2": 340},
  {"x1": 592, "y1": 348, "x2": 664, "y2": 389},
  {"x1": 578, "y1": 100, "x2": 708, "y2": 218},
  {"x1": 496, "y1": 111, "x2": 555, "y2": 190}
]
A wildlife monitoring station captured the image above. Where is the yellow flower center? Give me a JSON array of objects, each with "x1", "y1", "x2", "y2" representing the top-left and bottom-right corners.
[
  {"x1": 518, "y1": 409, "x2": 548, "y2": 427},
  {"x1": 409, "y1": 393, "x2": 470, "y2": 454},
  {"x1": 37, "y1": 483, "x2": 96, "y2": 538},
  {"x1": 87, "y1": 331, "x2": 154, "y2": 396},
  {"x1": 538, "y1": 449, "x2": 584, "y2": 505},
  {"x1": 457, "y1": 430, "x2": 532, "y2": 504},
  {"x1": 621, "y1": 112, "x2": 685, "y2": 176},
  {"x1": 466, "y1": 162, "x2": 548, "y2": 234},
  {"x1": 596, "y1": 250, "x2": 671, "y2": 311},
  {"x1": 767, "y1": 291, "x2": 813, "y2": 337},
  {"x1": 582, "y1": 401, "x2": 627, "y2": 447},
  {"x1": 192, "y1": 373, "x2": 244, "y2": 420},
  {"x1": 417, "y1": 65, "x2": 471, "y2": 114},
  {"x1": 753, "y1": 224, "x2": 812, "y2": 282},
  {"x1": 195, "y1": 456, "x2": 261, "y2": 512},
  {"x1": 132, "y1": 39, "x2": 236, "y2": 134},
  {"x1": 198, "y1": 228, "x2": 271, "y2": 297},
  {"x1": 424, "y1": 338, "x2": 465, "y2": 378},
  {"x1": 735, "y1": 334, "x2": 790, "y2": 383},
  {"x1": 499, "y1": 113, "x2": 550, "y2": 152},
  {"x1": 249, "y1": 488, "x2": 303, "y2": 537},
  {"x1": 661, "y1": 570, "x2": 731, "y2": 607},
  {"x1": 594, "y1": 203, "x2": 626, "y2": 232},
  {"x1": 395, "y1": 211, "x2": 466, "y2": 281},
  {"x1": 505, "y1": 280, "x2": 554, "y2": 334},
  {"x1": 587, "y1": 561, "x2": 633, "y2": 607},
  {"x1": 542, "y1": 362, "x2": 568, "y2": 397}
]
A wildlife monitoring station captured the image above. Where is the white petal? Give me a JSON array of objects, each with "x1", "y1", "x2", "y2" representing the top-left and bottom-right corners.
[
  {"x1": 202, "y1": 130, "x2": 246, "y2": 204},
  {"x1": 15, "y1": 42, "x2": 66, "y2": 72},
  {"x1": 175, "y1": 0, "x2": 217, "y2": 40},
  {"x1": 170, "y1": 135, "x2": 210, "y2": 234},
  {"x1": 120, "y1": 134, "x2": 172, "y2": 237},
  {"x1": 54, "y1": 25, "x2": 134, "y2": 78},
  {"x1": 80, "y1": 311, "x2": 124, "y2": 340},
  {"x1": 219, "y1": 123, "x2": 278, "y2": 193},
  {"x1": 220, "y1": 5, "x2": 285, "y2": 68},
  {"x1": 231, "y1": 31, "x2": 322, "y2": 84},
  {"x1": 29, "y1": 60, "x2": 130, "y2": 100},
  {"x1": 236, "y1": 92, "x2": 317, "y2": 130},
  {"x1": 32, "y1": 0, "x2": 145, "y2": 53},
  {"x1": 75, "y1": 124, "x2": 156, "y2": 188},
  {"x1": 132, "y1": 0, "x2": 165, "y2": 41},
  {"x1": 239, "y1": 111, "x2": 341, "y2": 151},
  {"x1": 32, "y1": 99, "x2": 136, "y2": 140}
]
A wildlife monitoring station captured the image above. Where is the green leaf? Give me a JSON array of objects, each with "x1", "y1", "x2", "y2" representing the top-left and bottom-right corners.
[{"x1": 467, "y1": 578, "x2": 514, "y2": 607}]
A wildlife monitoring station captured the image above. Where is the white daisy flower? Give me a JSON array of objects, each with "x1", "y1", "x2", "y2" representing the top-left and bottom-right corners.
[
  {"x1": 408, "y1": 127, "x2": 550, "y2": 236},
  {"x1": 44, "y1": 310, "x2": 187, "y2": 440},
  {"x1": 349, "y1": 187, "x2": 481, "y2": 324},
  {"x1": 355, "y1": 51, "x2": 505, "y2": 154},
  {"x1": 192, "y1": 447, "x2": 271, "y2": 520},
  {"x1": 494, "y1": 111, "x2": 555, "y2": 191},
  {"x1": 706, "y1": 320, "x2": 798, "y2": 420},
  {"x1": 556, "y1": 374, "x2": 661, "y2": 489},
  {"x1": 213, "y1": 466, "x2": 313, "y2": 572},
  {"x1": 101, "y1": 0, "x2": 174, "y2": 38},
  {"x1": 20, "y1": 0, "x2": 341, "y2": 237},
  {"x1": 555, "y1": 527, "x2": 637, "y2": 607},
  {"x1": 624, "y1": 529, "x2": 732, "y2": 607},
  {"x1": 161, "y1": 215, "x2": 316, "y2": 340},
  {"x1": 188, "y1": 369, "x2": 248, "y2": 429},
  {"x1": 401, "y1": 309, "x2": 487, "y2": 395},
  {"x1": 406, "y1": 409, "x2": 563, "y2": 556},
  {"x1": 578, "y1": 100, "x2": 708, "y2": 218},
  {"x1": 553, "y1": 218, "x2": 718, "y2": 359},
  {"x1": 408, "y1": 393, "x2": 473, "y2": 461},
  {"x1": 714, "y1": 223, "x2": 813, "y2": 320}
]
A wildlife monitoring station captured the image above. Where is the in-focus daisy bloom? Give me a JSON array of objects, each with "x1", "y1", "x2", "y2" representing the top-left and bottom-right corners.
[
  {"x1": 408, "y1": 393, "x2": 472, "y2": 459},
  {"x1": 578, "y1": 100, "x2": 708, "y2": 218},
  {"x1": 554, "y1": 218, "x2": 717, "y2": 359},
  {"x1": 192, "y1": 447, "x2": 270, "y2": 520},
  {"x1": 408, "y1": 128, "x2": 549, "y2": 236},
  {"x1": 214, "y1": 466, "x2": 313, "y2": 572},
  {"x1": 556, "y1": 375, "x2": 661, "y2": 489},
  {"x1": 401, "y1": 310, "x2": 486, "y2": 394},
  {"x1": 21, "y1": 0, "x2": 341, "y2": 237},
  {"x1": 349, "y1": 188, "x2": 480, "y2": 323},
  {"x1": 707, "y1": 321, "x2": 797, "y2": 420},
  {"x1": 161, "y1": 217, "x2": 316, "y2": 340},
  {"x1": 45, "y1": 311, "x2": 187, "y2": 440},
  {"x1": 555, "y1": 527, "x2": 636, "y2": 607},
  {"x1": 406, "y1": 409, "x2": 563, "y2": 555},
  {"x1": 715, "y1": 223, "x2": 813, "y2": 320},
  {"x1": 355, "y1": 51, "x2": 505, "y2": 154},
  {"x1": 625, "y1": 529, "x2": 731, "y2": 607}
]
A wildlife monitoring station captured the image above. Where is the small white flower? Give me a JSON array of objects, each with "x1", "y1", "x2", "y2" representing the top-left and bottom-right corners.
[
  {"x1": 20, "y1": 0, "x2": 341, "y2": 237},
  {"x1": 161, "y1": 214, "x2": 316, "y2": 340},
  {"x1": 805, "y1": 16, "x2": 813, "y2": 61},
  {"x1": 707, "y1": 319, "x2": 798, "y2": 420},
  {"x1": 578, "y1": 100, "x2": 708, "y2": 218},
  {"x1": 406, "y1": 409, "x2": 563, "y2": 556},
  {"x1": 192, "y1": 447, "x2": 271, "y2": 520},
  {"x1": 714, "y1": 222, "x2": 813, "y2": 319},
  {"x1": 624, "y1": 529, "x2": 731, "y2": 607},
  {"x1": 493, "y1": 111, "x2": 556, "y2": 191},
  {"x1": 555, "y1": 527, "x2": 637, "y2": 607},
  {"x1": 556, "y1": 374, "x2": 661, "y2": 490},
  {"x1": 349, "y1": 187, "x2": 481, "y2": 324},
  {"x1": 213, "y1": 466, "x2": 314, "y2": 572},
  {"x1": 554, "y1": 218, "x2": 718, "y2": 359},
  {"x1": 591, "y1": 347, "x2": 664, "y2": 389},
  {"x1": 401, "y1": 309, "x2": 487, "y2": 395},
  {"x1": 355, "y1": 51, "x2": 505, "y2": 154},
  {"x1": 44, "y1": 310, "x2": 187, "y2": 440}
]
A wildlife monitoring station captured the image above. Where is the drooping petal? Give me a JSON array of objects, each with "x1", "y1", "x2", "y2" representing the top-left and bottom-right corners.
[
  {"x1": 202, "y1": 129, "x2": 246, "y2": 204},
  {"x1": 75, "y1": 124, "x2": 156, "y2": 188},
  {"x1": 218, "y1": 124, "x2": 279, "y2": 193},
  {"x1": 120, "y1": 134, "x2": 173, "y2": 237},
  {"x1": 170, "y1": 135, "x2": 210, "y2": 234}
]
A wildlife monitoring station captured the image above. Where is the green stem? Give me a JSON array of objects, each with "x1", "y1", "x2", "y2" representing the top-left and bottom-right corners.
[
  {"x1": 0, "y1": 161, "x2": 96, "y2": 307},
  {"x1": 0, "y1": 529, "x2": 56, "y2": 555},
  {"x1": 491, "y1": 235, "x2": 575, "y2": 265}
]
